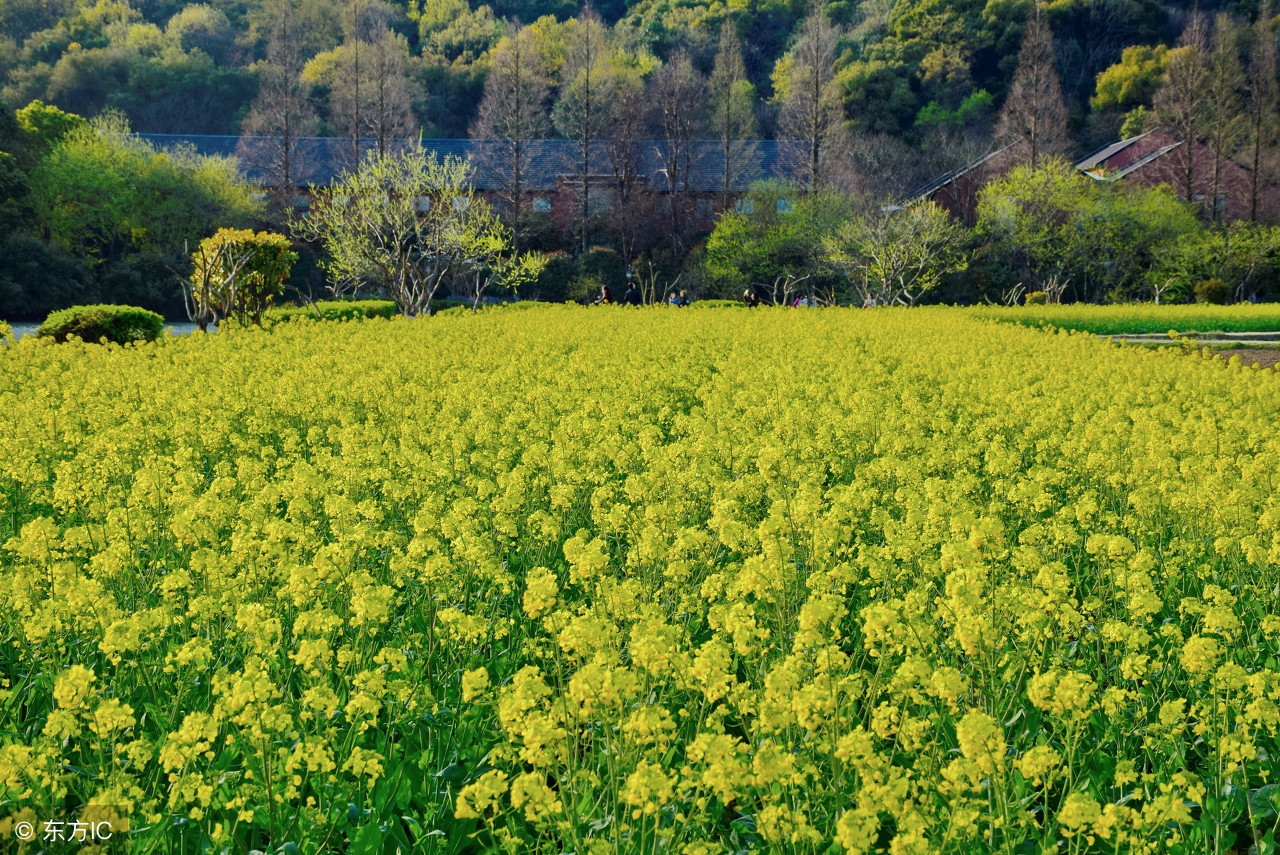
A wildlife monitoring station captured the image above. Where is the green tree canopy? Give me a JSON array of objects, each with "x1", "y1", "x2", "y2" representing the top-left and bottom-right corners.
[
  {"x1": 29, "y1": 111, "x2": 259, "y2": 263},
  {"x1": 976, "y1": 158, "x2": 1200, "y2": 301},
  {"x1": 824, "y1": 201, "x2": 969, "y2": 305},
  {"x1": 1092, "y1": 44, "x2": 1168, "y2": 111},
  {"x1": 704, "y1": 182, "x2": 850, "y2": 303}
]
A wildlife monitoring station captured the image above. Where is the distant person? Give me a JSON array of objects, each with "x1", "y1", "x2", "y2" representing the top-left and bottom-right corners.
[
  {"x1": 677, "y1": 290, "x2": 690, "y2": 307},
  {"x1": 792, "y1": 295, "x2": 811, "y2": 308},
  {"x1": 623, "y1": 282, "x2": 642, "y2": 305},
  {"x1": 668, "y1": 291, "x2": 680, "y2": 306},
  {"x1": 743, "y1": 289, "x2": 760, "y2": 308},
  {"x1": 862, "y1": 294, "x2": 878, "y2": 308},
  {"x1": 595, "y1": 285, "x2": 613, "y2": 305}
]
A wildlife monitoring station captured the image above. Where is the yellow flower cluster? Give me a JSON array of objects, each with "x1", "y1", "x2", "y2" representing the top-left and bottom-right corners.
[{"x1": 1, "y1": 305, "x2": 1279, "y2": 852}]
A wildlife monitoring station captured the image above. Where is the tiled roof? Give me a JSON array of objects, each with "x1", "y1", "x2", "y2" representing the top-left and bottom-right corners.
[
  {"x1": 137, "y1": 135, "x2": 805, "y2": 192},
  {"x1": 1073, "y1": 131, "x2": 1153, "y2": 172},
  {"x1": 1080, "y1": 141, "x2": 1182, "y2": 182},
  {"x1": 898, "y1": 142, "x2": 1018, "y2": 205}
]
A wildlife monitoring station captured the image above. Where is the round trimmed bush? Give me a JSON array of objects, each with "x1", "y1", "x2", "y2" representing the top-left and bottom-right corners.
[
  {"x1": 1194, "y1": 278, "x2": 1230, "y2": 305},
  {"x1": 38, "y1": 304, "x2": 165, "y2": 344}
]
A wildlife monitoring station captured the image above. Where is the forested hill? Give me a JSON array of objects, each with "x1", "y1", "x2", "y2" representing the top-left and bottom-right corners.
[{"x1": 0, "y1": 0, "x2": 1262, "y2": 153}]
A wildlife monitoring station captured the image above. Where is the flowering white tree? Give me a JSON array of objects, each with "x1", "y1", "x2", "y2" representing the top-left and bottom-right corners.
[
  {"x1": 824, "y1": 203, "x2": 969, "y2": 306},
  {"x1": 296, "y1": 145, "x2": 540, "y2": 316}
]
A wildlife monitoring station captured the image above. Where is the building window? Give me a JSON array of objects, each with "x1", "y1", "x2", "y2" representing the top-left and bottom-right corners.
[
  {"x1": 452, "y1": 196, "x2": 470, "y2": 212},
  {"x1": 415, "y1": 196, "x2": 432, "y2": 212},
  {"x1": 532, "y1": 197, "x2": 552, "y2": 214},
  {"x1": 734, "y1": 198, "x2": 755, "y2": 215},
  {"x1": 776, "y1": 198, "x2": 794, "y2": 214},
  {"x1": 696, "y1": 198, "x2": 713, "y2": 220},
  {"x1": 587, "y1": 187, "x2": 613, "y2": 213}
]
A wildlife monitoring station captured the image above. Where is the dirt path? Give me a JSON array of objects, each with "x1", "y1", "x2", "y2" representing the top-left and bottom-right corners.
[
  {"x1": 1098, "y1": 334, "x2": 1280, "y2": 370},
  {"x1": 1214, "y1": 348, "x2": 1280, "y2": 369}
]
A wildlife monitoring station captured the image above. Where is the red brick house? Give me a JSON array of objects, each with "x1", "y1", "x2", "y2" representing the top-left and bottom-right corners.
[
  {"x1": 898, "y1": 140, "x2": 1026, "y2": 225},
  {"x1": 903, "y1": 129, "x2": 1280, "y2": 224},
  {"x1": 1073, "y1": 129, "x2": 1280, "y2": 222}
]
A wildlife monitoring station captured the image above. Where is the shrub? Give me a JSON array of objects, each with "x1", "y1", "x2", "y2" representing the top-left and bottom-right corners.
[
  {"x1": 529, "y1": 251, "x2": 575, "y2": 302},
  {"x1": 690, "y1": 299, "x2": 745, "y2": 309},
  {"x1": 431, "y1": 299, "x2": 471, "y2": 315},
  {"x1": 0, "y1": 320, "x2": 11, "y2": 344},
  {"x1": 187, "y1": 229, "x2": 298, "y2": 329},
  {"x1": 263, "y1": 300, "x2": 398, "y2": 325},
  {"x1": 1024, "y1": 291, "x2": 1048, "y2": 305},
  {"x1": 577, "y1": 247, "x2": 627, "y2": 293},
  {"x1": 1194, "y1": 278, "x2": 1230, "y2": 305},
  {"x1": 38, "y1": 304, "x2": 164, "y2": 344}
]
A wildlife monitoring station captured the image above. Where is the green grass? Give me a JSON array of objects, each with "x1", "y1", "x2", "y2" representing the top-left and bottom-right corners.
[{"x1": 971, "y1": 303, "x2": 1280, "y2": 335}]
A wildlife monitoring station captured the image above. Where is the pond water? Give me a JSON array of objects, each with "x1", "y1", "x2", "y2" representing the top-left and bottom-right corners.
[{"x1": 6, "y1": 322, "x2": 204, "y2": 340}]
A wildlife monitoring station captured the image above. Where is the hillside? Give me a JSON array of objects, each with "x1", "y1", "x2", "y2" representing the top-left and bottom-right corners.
[{"x1": 0, "y1": 0, "x2": 1254, "y2": 152}]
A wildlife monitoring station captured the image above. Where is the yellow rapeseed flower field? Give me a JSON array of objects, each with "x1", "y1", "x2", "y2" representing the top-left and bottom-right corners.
[{"x1": 1, "y1": 306, "x2": 1279, "y2": 853}]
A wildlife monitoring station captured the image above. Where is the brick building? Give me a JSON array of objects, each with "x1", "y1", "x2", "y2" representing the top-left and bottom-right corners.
[
  {"x1": 902, "y1": 129, "x2": 1280, "y2": 224},
  {"x1": 1074, "y1": 129, "x2": 1280, "y2": 222},
  {"x1": 139, "y1": 134, "x2": 804, "y2": 233}
]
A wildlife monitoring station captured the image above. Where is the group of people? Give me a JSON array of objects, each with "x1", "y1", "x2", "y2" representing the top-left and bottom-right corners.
[
  {"x1": 594, "y1": 284, "x2": 690, "y2": 307},
  {"x1": 739, "y1": 288, "x2": 882, "y2": 309},
  {"x1": 592, "y1": 283, "x2": 881, "y2": 308}
]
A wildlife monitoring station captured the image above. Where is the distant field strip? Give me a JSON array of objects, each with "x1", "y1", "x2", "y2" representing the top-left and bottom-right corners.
[{"x1": 972, "y1": 302, "x2": 1280, "y2": 335}]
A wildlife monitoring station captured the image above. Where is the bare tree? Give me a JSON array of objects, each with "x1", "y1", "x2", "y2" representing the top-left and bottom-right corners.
[
  {"x1": 1153, "y1": 12, "x2": 1211, "y2": 205},
  {"x1": 1205, "y1": 14, "x2": 1246, "y2": 222},
  {"x1": 651, "y1": 50, "x2": 707, "y2": 251},
  {"x1": 328, "y1": 0, "x2": 411, "y2": 163},
  {"x1": 776, "y1": 4, "x2": 845, "y2": 191},
  {"x1": 1246, "y1": 3, "x2": 1277, "y2": 221},
  {"x1": 603, "y1": 73, "x2": 653, "y2": 264},
  {"x1": 240, "y1": 0, "x2": 320, "y2": 216},
  {"x1": 471, "y1": 25, "x2": 551, "y2": 249},
  {"x1": 362, "y1": 30, "x2": 417, "y2": 156},
  {"x1": 552, "y1": 7, "x2": 615, "y2": 253},
  {"x1": 339, "y1": 0, "x2": 370, "y2": 164},
  {"x1": 996, "y1": 5, "x2": 1070, "y2": 166},
  {"x1": 709, "y1": 20, "x2": 759, "y2": 203}
]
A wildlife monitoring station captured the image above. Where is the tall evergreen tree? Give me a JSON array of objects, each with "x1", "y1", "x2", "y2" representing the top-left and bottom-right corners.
[
  {"x1": 1153, "y1": 12, "x2": 1212, "y2": 205},
  {"x1": 775, "y1": 4, "x2": 844, "y2": 191},
  {"x1": 996, "y1": 5, "x2": 1070, "y2": 166},
  {"x1": 709, "y1": 19, "x2": 758, "y2": 203},
  {"x1": 471, "y1": 25, "x2": 551, "y2": 249},
  {"x1": 551, "y1": 7, "x2": 614, "y2": 253}
]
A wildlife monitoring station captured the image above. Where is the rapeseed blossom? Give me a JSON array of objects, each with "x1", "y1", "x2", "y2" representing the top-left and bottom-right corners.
[{"x1": 0, "y1": 305, "x2": 1278, "y2": 852}]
